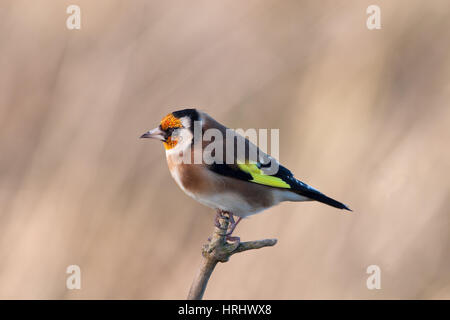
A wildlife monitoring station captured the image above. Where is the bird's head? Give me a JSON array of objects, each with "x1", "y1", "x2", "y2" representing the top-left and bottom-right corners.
[{"x1": 140, "y1": 108, "x2": 199, "y2": 150}]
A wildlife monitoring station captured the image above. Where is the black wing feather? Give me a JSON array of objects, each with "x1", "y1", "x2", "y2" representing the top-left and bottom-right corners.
[
  {"x1": 273, "y1": 164, "x2": 351, "y2": 210},
  {"x1": 210, "y1": 162, "x2": 351, "y2": 211}
]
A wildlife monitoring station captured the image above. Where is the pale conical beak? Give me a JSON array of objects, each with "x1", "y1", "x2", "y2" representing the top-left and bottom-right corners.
[{"x1": 140, "y1": 127, "x2": 166, "y2": 141}]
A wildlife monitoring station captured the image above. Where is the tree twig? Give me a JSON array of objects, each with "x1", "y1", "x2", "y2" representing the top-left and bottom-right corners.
[{"x1": 187, "y1": 212, "x2": 277, "y2": 300}]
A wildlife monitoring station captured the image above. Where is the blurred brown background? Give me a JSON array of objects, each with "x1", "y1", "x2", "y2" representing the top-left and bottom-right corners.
[{"x1": 0, "y1": 0, "x2": 449, "y2": 299}]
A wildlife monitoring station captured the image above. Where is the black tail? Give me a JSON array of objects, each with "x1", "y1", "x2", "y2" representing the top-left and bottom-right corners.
[
  {"x1": 299, "y1": 189, "x2": 351, "y2": 211},
  {"x1": 291, "y1": 180, "x2": 351, "y2": 211},
  {"x1": 271, "y1": 165, "x2": 351, "y2": 211}
]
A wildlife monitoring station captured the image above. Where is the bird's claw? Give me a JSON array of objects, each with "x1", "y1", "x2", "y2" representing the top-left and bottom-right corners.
[{"x1": 226, "y1": 235, "x2": 240, "y2": 246}]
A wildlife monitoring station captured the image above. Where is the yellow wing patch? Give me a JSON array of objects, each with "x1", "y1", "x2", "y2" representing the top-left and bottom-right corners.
[{"x1": 237, "y1": 163, "x2": 291, "y2": 189}]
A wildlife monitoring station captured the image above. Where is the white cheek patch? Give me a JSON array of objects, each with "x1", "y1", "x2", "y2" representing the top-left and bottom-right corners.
[
  {"x1": 180, "y1": 117, "x2": 192, "y2": 129},
  {"x1": 166, "y1": 115, "x2": 200, "y2": 160},
  {"x1": 165, "y1": 128, "x2": 193, "y2": 157}
]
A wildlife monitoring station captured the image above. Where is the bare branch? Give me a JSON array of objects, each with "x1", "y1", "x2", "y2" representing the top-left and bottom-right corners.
[{"x1": 187, "y1": 213, "x2": 277, "y2": 300}]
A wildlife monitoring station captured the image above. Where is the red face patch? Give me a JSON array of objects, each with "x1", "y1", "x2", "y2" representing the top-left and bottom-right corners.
[
  {"x1": 160, "y1": 113, "x2": 183, "y2": 150},
  {"x1": 160, "y1": 113, "x2": 182, "y2": 131}
]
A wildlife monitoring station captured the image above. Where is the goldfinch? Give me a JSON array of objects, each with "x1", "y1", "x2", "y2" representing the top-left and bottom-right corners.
[{"x1": 141, "y1": 108, "x2": 350, "y2": 241}]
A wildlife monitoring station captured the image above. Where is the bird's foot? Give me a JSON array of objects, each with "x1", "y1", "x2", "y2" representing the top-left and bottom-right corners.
[
  {"x1": 226, "y1": 235, "x2": 241, "y2": 246},
  {"x1": 226, "y1": 215, "x2": 242, "y2": 237},
  {"x1": 214, "y1": 209, "x2": 229, "y2": 228},
  {"x1": 213, "y1": 210, "x2": 242, "y2": 247}
]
